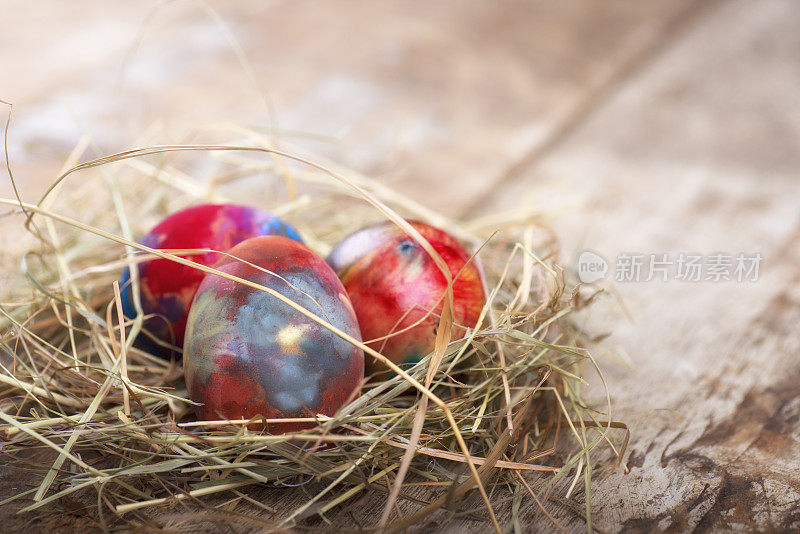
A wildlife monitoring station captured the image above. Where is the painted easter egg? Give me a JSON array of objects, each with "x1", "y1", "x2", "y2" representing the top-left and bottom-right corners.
[
  {"x1": 183, "y1": 236, "x2": 364, "y2": 433},
  {"x1": 327, "y1": 220, "x2": 486, "y2": 376},
  {"x1": 120, "y1": 204, "x2": 302, "y2": 358}
]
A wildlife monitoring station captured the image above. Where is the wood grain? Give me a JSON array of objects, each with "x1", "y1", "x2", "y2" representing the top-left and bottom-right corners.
[{"x1": 479, "y1": 0, "x2": 800, "y2": 530}]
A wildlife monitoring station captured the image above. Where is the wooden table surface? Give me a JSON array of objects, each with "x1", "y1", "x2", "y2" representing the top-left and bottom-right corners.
[{"x1": 2, "y1": 0, "x2": 799, "y2": 531}]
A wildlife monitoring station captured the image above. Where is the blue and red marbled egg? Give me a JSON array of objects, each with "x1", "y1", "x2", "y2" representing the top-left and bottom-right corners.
[
  {"x1": 328, "y1": 220, "x2": 486, "y2": 376},
  {"x1": 183, "y1": 236, "x2": 364, "y2": 432},
  {"x1": 120, "y1": 204, "x2": 302, "y2": 358}
]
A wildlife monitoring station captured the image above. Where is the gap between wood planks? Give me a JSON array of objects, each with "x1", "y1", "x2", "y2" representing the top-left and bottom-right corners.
[{"x1": 457, "y1": 0, "x2": 727, "y2": 220}]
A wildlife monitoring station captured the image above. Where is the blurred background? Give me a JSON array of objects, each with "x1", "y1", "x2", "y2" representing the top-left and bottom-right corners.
[{"x1": 2, "y1": 0, "x2": 800, "y2": 530}]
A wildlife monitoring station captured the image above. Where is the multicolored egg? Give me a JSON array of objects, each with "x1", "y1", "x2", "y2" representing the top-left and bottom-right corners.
[
  {"x1": 183, "y1": 236, "x2": 364, "y2": 433},
  {"x1": 120, "y1": 204, "x2": 302, "y2": 358},
  {"x1": 327, "y1": 220, "x2": 486, "y2": 375}
]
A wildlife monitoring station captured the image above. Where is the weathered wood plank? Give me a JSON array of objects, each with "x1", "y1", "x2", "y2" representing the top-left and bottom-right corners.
[
  {"x1": 477, "y1": 0, "x2": 800, "y2": 530},
  {"x1": 0, "y1": 0, "x2": 695, "y2": 212}
]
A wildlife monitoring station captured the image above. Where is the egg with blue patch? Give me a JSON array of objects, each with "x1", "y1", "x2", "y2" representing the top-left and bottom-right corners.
[
  {"x1": 327, "y1": 220, "x2": 486, "y2": 376},
  {"x1": 120, "y1": 204, "x2": 302, "y2": 359},
  {"x1": 183, "y1": 236, "x2": 364, "y2": 433}
]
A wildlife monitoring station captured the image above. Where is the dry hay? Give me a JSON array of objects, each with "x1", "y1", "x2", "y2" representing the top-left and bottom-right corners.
[{"x1": 0, "y1": 125, "x2": 627, "y2": 533}]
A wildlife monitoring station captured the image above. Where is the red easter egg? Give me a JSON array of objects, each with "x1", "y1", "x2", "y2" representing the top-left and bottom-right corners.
[
  {"x1": 120, "y1": 204, "x2": 302, "y2": 358},
  {"x1": 184, "y1": 236, "x2": 364, "y2": 433},
  {"x1": 327, "y1": 220, "x2": 486, "y2": 375}
]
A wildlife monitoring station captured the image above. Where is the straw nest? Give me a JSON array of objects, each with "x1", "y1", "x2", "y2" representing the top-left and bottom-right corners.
[{"x1": 0, "y1": 127, "x2": 627, "y2": 533}]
